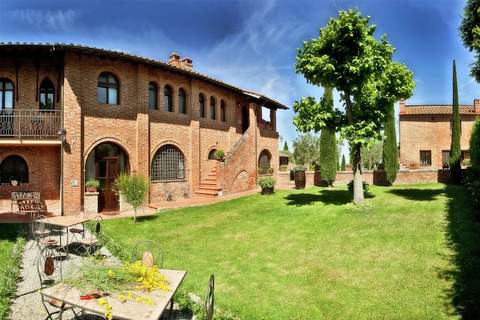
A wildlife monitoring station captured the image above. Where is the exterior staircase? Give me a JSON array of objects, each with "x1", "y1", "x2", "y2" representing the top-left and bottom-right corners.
[{"x1": 195, "y1": 166, "x2": 223, "y2": 197}]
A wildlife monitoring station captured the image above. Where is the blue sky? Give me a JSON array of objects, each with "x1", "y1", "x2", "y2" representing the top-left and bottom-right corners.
[{"x1": 0, "y1": 0, "x2": 477, "y2": 152}]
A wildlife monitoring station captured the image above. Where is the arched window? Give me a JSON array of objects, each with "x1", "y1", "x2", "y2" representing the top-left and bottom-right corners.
[
  {"x1": 178, "y1": 88, "x2": 187, "y2": 114},
  {"x1": 164, "y1": 85, "x2": 173, "y2": 112},
  {"x1": 199, "y1": 93, "x2": 205, "y2": 118},
  {"x1": 208, "y1": 149, "x2": 217, "y2": 160},
  {"x1": 151, "y1": 145, "x2": 185, "y2": 181},
  {"x1": 0, "y1": 78, "x2": 14, "y2": 110},
  {"x1": 148, "y1": 82, "x2": 158, "y2": 110},
  {"x1": 220, "y1": 100, "x2": 226, "y2": 122},
  {"x1": 0, "y1": 155, "x2": 28, "y2": 183},
  {"x1": 210, "y1": 96, "x2": 216, "y2": 120},
  {"x1": 39, "y1": 78, "x2": 55, "y2": 110},
  {"x1": 258, "y1": 150, "x2": 272, "y2": 174},
  {"x1": 98, "y1": 72, "x2": 119, "y2": 104}
]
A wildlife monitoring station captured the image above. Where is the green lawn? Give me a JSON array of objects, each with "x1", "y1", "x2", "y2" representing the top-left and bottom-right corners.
[
  {"x1": 0, "y1": 224, "x2": 24, "y2": 320},
  {"x1": 102, "y1": 183, "x2": 480, "y2": 320}
]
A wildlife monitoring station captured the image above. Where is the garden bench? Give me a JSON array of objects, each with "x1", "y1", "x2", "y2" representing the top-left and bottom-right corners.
[{"x1": 11, "y1": 191, "x2": 41, "y2": 213}]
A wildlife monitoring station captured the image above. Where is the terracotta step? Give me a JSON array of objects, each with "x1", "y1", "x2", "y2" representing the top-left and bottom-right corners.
[
  {"x1": 199, "y1": 185, "x2": 222, "y2": 191},
  {"x1": 204, "y1": 177, "x2": 217, "y2": 182},
  {"x1": 195, "y1": 189, "x2": 219, "y2": 197}
]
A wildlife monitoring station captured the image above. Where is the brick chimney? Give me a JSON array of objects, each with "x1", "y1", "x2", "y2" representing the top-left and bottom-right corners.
[
  {"x1": 168, "y1": 52, "x2": 181, "y2": 68},
  {"x1": 474, "y1": 99, "x2": 480, "y2": 114},
  {"x1": 180, "y1": 57, "x2": 193, "y2": 71},
  {"x1": 399, "y1": 99, "x2": 406, "y2": 115}
]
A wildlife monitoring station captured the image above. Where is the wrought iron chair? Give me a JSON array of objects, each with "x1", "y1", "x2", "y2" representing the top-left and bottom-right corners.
[
  {"x1": 131, "y1": 239, "x2": 164, "y2": 268},
  {"x1": 77, "y1": 215, "x2": 103, "y2": 255},
  {"x1": 37, "y1": 248, "x2": 80, "y2": 320},
  {"x1": 204, "y1": 274, "x2": 215, "y2": 320}
]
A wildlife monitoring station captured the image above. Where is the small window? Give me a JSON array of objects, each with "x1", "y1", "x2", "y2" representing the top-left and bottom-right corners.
[
  {"x1": 39, "y1": 79, "x2": 55, "y2": 110},
  {"x1": 0, "y1": 155, "x2": 28, "y2": 183},
  {"x1": 210, "y1": 96, "x2": 216, "y2": 120},
  {"x1": 462, "y1": 150, "x2": 470, "y2": 161},
  {"x1": 164, "y1": 85, "x2": 173, "y2": 112},
  {"x1": 442, "y1": 150, "x2": 450, "y2": 168},
  {"x1": 148, "y1": 82, "x2": 158, "y2": 110},
  {"x1": 199, "y1": 93, "x2": 205, "y2": 118},
  {"x1": 179, "y1": 88, "x2": 187, "y2": 114},
  {"x1": 98, "y1": 72, "x2": 119, "y2": 104},
  {"x1": 220, "y1": 100, "x2": 226, "y2": 122},
  {"x1": 151, "y1": 145, "x2": 185, "y2": 181},
  {"x1": 208, "y1": 149, "x2": 217, "y2": 160},
  {"x1": 420, "y1": 150, "x2": 431, "y2": 166},
  {"x1": 0, "y1": 78, "x2": 14, "y2": 110}
]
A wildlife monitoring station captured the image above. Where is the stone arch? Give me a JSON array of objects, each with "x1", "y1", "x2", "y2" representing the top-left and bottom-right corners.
[
  {"x1": 231, "y1": 170, "x2": 249, "y2": 193},
  {"x1": 258, "y1": 148, "x2": 272, "y2": 174}
]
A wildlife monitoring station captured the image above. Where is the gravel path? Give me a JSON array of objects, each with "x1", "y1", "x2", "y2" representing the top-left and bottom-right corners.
[{"x1": 9, "y1": 228, "x2": 192, "y2": 320}]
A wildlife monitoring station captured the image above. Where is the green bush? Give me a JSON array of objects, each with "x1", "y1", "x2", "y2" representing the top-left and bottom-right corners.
[
  {"x1": 463, "y1": 168, "x2": 480, "y2": 211},
  {"x1": 257, "y1": 176, "x2": 276, "y2": 189},
  {"x1": 85, "y1": 178, "x2": 100, "y2": 189},
  {"x1": 471, "y1": 118, "x2": 480, "y2": 170},
  {"x1": 214, "y1": 149, "x2": 225, "y2": 160},
  {"x1": 293, "y1": 165, "x2": 306, "y2": 173},
  {"x1": 114, "y1": 173, "x2": 149, "y2": 223}
]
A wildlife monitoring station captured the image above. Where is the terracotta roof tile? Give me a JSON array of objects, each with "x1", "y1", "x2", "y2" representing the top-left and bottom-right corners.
[
  {"x1": 0, "y1": 42, "x2": 288, "y2": 110},
  {"x1": 401, "y1": 105, "x2": 476, "y2": 115}
]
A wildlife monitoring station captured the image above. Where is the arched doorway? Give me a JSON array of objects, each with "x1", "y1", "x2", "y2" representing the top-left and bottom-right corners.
[
  {"x1": 85, "y1": 142, "x2": 129, "y2": 212},
  {"x1": 241, "y1": 105, "x2": 249, "y2": 133},
  {"x1": 258, "y1": 149, "x2": 272, "y2": 174},
  {"x1": 208, "y1": 149, "x2": 217, "y2": 160}
]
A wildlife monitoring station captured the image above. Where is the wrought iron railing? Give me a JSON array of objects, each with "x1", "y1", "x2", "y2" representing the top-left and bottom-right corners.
[{"x1": 0, "y1": 109, "x2": 61, "y2": 139}]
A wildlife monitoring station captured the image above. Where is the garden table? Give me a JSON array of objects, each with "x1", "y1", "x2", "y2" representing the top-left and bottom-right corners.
[
  {"x1": 41, "y1": 216, "x2": 91, "y2": 257},
  {"x1": 40, "y1": 269, "x2": 187, "y2": 320}
]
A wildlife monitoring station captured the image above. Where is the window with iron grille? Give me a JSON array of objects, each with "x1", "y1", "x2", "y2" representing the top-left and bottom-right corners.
[
  {"x1": 420, "y1": 150, "x2": 431, "y2": 166},
  {"x1": 151, "y1": 145, "x2": 185, "y2": 181}
]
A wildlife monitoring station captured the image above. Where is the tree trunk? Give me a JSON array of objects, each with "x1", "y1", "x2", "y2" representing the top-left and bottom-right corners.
[
  {"x1": 345, "y1": 91, "x2": 364, "y2": 204},
  {"x1": 133, "y1": 207, "x2": 137, "y2": 223}
]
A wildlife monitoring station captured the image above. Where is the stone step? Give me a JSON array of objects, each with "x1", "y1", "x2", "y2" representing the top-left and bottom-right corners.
[
  {"x1": 195, "y1": 189, "x2": 219, "y2": 197},
  {"x1": 199, "y1": 185, "x2": 221, "y2": 191}
]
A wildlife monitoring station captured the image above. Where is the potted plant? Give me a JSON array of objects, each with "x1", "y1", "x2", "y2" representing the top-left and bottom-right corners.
[
  {"x1": 85, "y1": 179, "x2": 100, "y2": 192},
  {"x1": 114, "y1": 173, "x2": 149, "y2": 223},
  {"x1": 258, "y1": 176, "x2": 276, "y2": 195},
  {"x1": 214, "y1": 149, "x2": 225, "y2": 161},
  {"x1": 293, "y1": 165, "x2": 306, "y2": 189}
]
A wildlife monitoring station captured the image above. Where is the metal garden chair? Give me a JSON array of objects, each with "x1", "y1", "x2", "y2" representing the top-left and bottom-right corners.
[
  {"x1": 77, "y1": 215, "x2": 103, "y2": 255},
  {"x1": 37, "y1": 247, "x2": 80, "y2": 320},
  {"x1": 31, "y1": 214, "x2": 59, "y2": 264},
  {"x1": 204, "y1": 274, "x2": 215, "y2": 320}
]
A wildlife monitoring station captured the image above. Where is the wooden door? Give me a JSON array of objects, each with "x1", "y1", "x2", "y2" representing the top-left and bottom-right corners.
[{"x1": 97, "y1": 157, "x2": 120, "y2": 212}]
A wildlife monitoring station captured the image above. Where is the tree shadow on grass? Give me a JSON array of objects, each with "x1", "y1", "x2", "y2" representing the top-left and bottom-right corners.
[
  {"x1": 440, "y1": 184, "x2": 480, "y2": 319},
  {"x1": 285, "y1": 189, "x2": 354, "y2": 206},
  {"x1": 388, "y1": 188, "x2": 444, "y2": 201}
]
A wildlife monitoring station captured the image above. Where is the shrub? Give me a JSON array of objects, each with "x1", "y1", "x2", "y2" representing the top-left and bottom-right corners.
[
  {"x1": 471, "y1": 118, "x2": 480, "y2": 170},
  {"x1": 214, "y1": 149, "x2": 225, "y2": 160},
  {"x1": 463, "y1": 168, "x2": 480, "y2": 210},
  {"x1": 347, "y1": 180, "x2": 369, "y2": 195},
  {"x1": 293, "y1": 165, "x2": 306, "y2": 173},
  {"x1": 257, "y1": 176, "x2": 276, "y2": 189},
  {"x1": 114, "y1": 173, "x2": 149, "y2": 223},
  {"x1": 85, "y1": 178, "x2": 100, "y2": 189}
]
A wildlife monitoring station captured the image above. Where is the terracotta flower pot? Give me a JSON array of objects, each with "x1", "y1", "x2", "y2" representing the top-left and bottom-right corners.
[
  {"x1": 86, "y1": 187, "x2": 97, "y2": 193},
  {"x1": 261, "y1": 187, "x2": 274, "y2": 195},
  {"x1": 294, "y1": 171, "x2": 306, "y2": 189}
]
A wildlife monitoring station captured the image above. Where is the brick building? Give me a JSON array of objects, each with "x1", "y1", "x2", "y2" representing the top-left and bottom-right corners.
[
  {"x1": 0, "y1": 43, "x2": 286, "y2": 215},
  {"x1": 399, "y1": 99, "x2": 480, "y2": 169}
]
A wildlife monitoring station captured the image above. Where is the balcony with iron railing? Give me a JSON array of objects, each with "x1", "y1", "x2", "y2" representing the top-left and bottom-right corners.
[{"x1": 0, "y1": 109, "x2": 62, "y2": 141}]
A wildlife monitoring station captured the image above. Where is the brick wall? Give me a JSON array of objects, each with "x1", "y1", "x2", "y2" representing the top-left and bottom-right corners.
[
  {"x1": 0, "y1": 146, "x2": 60, "y2": 199},
  {"x1": 399, "y1": 113, "x2": 477, "y2": 168}
]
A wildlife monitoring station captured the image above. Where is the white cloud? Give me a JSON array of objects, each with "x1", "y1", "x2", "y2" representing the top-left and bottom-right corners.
[{"x1": 12, "y1": 9, "x2": 78, "y2": 30}]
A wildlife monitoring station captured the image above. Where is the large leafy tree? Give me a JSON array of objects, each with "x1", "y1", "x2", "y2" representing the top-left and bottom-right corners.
[
  {"x1": 319, "y1": 86, "x2": 337, "y2": 185},
  {"x1": 450, "y1": 60, "x2": 462, "y2": 183},
  {"x1": 292, "y1": 133, "x2": 320, "y2": 166},
  {"x1": 294, "y1": 9, "x2": 415, "y2": 203},
  {"x1": 461, "y1": 0, "x2": 480, "y2": 81},
  {"x1": 383, "y1": 101, "x2": 398, "y2": 184}
]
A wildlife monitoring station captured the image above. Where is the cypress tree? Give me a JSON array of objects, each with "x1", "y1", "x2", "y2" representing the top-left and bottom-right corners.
[
  {"x1": 383, "y1": 101, "x2": 398, "y2": 184},
  {"x1": 450, "y1": 60, "x2": 462, "y2": 183},
  {"x1": 341, "y1": 154, "x2": 346, "y2": 171},
  {"x1": 319, "y1": 86, "x2": 337, "y2": 186},
  {"x1": 283, "y1": 141, "x2": 289, "y2": 152}
]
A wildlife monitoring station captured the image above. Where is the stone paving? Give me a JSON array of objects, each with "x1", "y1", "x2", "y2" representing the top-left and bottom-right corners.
[{"x1": 9, "y1": 227, "x2": 192, "y2": 320}]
